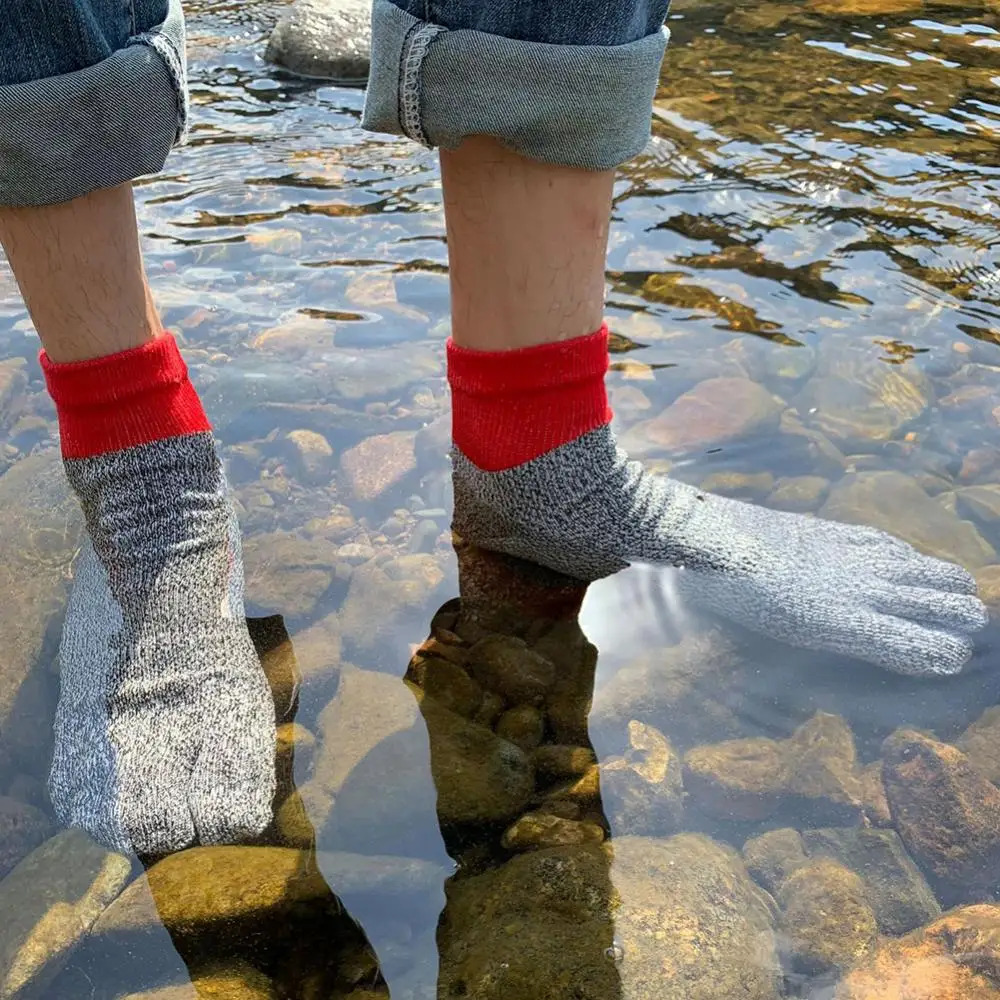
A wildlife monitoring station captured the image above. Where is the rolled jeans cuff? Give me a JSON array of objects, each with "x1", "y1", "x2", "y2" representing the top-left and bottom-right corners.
[
  {"x1": 362, "y1": 0, "x2": 669, "y2": 171},
  {"x1": 0, "y1": 1, "x2": 187, "y2": 208}
]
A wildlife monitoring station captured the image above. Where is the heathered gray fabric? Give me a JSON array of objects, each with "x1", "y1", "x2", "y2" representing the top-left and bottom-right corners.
[
  {"x1": 452, "y1": 425, "x2": 988, "y2": 677},
  {"x1": 49, "y1": 432, "x2": 275, "y2": 855}
]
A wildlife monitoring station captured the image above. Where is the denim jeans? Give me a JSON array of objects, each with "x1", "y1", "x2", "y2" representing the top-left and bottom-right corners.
[
  {"x1": 0, "y1": 0, "x2": 669, "y2": 208},
  {"x1": 0, "y1": 0, "x2": 186, "y2": 207},
  {"x1": 363, "y1": 0, "x2": 671, "y2": 170}
]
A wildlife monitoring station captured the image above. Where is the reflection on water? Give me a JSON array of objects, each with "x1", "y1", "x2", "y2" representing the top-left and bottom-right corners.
[{"x1": 4, "y1": 0, "x2": 1000, "y2": 996}]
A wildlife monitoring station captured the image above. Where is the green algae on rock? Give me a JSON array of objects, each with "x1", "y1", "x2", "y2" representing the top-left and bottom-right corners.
[
  {"x1": 0, "y1": 830, "x2": 131, "y2": 1000},
  {"x1": 743, "y1": 828, "x2": 810, "y2": 896}
]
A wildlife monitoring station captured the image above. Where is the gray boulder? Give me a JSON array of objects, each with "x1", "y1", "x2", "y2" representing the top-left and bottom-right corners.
[{"x1": 265, "y1": 0, "x2": 371, "y2": 83}]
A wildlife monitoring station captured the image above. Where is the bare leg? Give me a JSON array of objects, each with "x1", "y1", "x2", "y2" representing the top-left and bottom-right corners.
[
  {"x1": 441, "y1": 137, "x2": 614, "y2": 352},
  {"x1": 0, "y1": 183, "x2": 160, "y2": 362}
]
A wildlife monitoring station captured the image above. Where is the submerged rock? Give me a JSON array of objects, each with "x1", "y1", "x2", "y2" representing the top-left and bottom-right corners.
[
  {"x1": 243, "y1": 530, "x2": 340, "y2": 617},
  {"x1": 743, "y1": 828, "x2": 809, "y2": 896},
  {"x1": 882, "y1": 729, "x2": 1000, "y2": 902},
  {"x1": 265, "y1": 0, "x2": 371, "y2": 83},
  {"x1": 822, "y1": 471, "x2": 996, "y2": 570},
  {"x1": 339, "y1": 431, "x2": 417, "y2": 503},
  {"x1": 438, "y1": 834, "x2": 780, "y2": 1000},
  {"x1": 777, "y1": 860, "x2": 878, "y2": 977},
  {"x1": 957, "y1": 705, "x2": 1000, "y2": 783},
  {"x1": 600, "y1": 720, "x2": 684, "y2": 835},
  {"x1": 767, "y1": 475, "x2": 831, "y2": 513},
  {"x1": 0, "y1": 797, "x2": 53, "y2": 881},
  {"x1": 0, "y1": 830, "x2": 131, "y2": 1000},
  {"x1": 501, "y1": 812, "x2": 605, "y2": 852},
  {"x1": 118, "y1": 963, "x2": 277, "y2": 999},
  {"x1": 466, "y1": 635, "x2": 556, "y2": 706},
  {"x1": 837, "y1": 904, "x2": 1000, "y2": 1000}
]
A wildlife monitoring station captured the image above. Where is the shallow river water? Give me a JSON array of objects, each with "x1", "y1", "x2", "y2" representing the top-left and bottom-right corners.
[{"x1": 3, "y1": 0, "x2": 1000, "y2": 997}]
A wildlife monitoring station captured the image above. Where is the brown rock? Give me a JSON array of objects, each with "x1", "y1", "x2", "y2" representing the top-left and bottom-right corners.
[
  {"x1": 467, "y1": 635, "x2": 556, "y2": 706},
  {"x1": 533, "y1": 745, "x2": 598, "y2": 782},
  {"x1": 882, "y1": 729, "x2": 1000, "y2": 902},
  {"x1": 243, "y1": 531, "x2": 339, "y2": 617},
  {"x1": 408, "y1": 654, "x2": 482, "y2": 720},
  {"x1": 631, "y1": 377, "x2": 783, "y2": 455},
  {"x1": 860, "y1": 760, "x2": 892, "y2": 827},
  {"x1": 0, "y1": 797, "x2": 54, "y2": 881},
  {"x1": 601, "y1": 720, "x2": 684, "y2": 835},
  {"x1": 287, "y1": 610, "x2": 342, "y2": 688},
  {"x1": 282, "y1": 428, "x2": 335, "y2": 486},
  {"x1": 246, "y1": 615, "x2": 299, "y2": 724},
  {"x1": 837, "y1": 904, "x2": 1000, "y2": 1000},
  {"x1": 958, "y1": 706, "x2": 1000, "y2": 784},
  {"x1": 975, "y1": 567, "x2": 1000, "y2": 619},
  {"x1": 501, "y1": 812, "x2": 605, "y2": 852},
  {"x1": 119, "y1": 963, "x2": 277, "y2": 999},
  {"x1": 743, "y1": 828, "x2": 809, "y2": 895},
  {"x1": 778, "y1": 860, "x2": 878, "y2": 976},
  {"x1": 767, "y1": 475, "x2": 831, "y2": 513},
  {"x1": 275, "y1": 723, "x2": 316, "y2": 807},
  {"x1": 494, "y1": 706, "x2": 545, "y2": 752},
  {"x1": 699, "y1": 471, "x2": 775, "y2": 501},
  {"x1": 339, "y1": 432, "x2": 417, "y2": 502}
]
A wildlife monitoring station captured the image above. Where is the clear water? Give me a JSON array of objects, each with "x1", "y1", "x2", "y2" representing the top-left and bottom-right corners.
[{"x1": 3, "y1": 0, "x2": 1000, "y2": 997}]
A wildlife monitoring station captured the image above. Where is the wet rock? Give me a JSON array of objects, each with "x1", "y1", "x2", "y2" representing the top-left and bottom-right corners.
[
  {"x1": 628, "y1": 377, "x2": 783, "y2": 456},
  {"x1": 93, "y1": 847, "x2": 443, "y2": 937},
  {"x1": 822, "y1": 471, "x2": 996, "y2": 570},
  {"x1": 247, "y1": 615, "x2": 299, "y2": 724},
  {"x1": 777, "y1": 860, "x2": 878, "y2": 977},
  {"x1": 339, "y1": 555, "x2": 445, "y2": 659},
  {"x1": 339, "y1": 432, "x2": 417, "y2": 502},
  {"x1": 883, "y1": 729, "x2": 1000, "y2": 902},
  {"x1": 0, "y1": 830, "x2": 131, "y2": 1000},
  {"x1": 265, "y1": 0, "x2": 370, "y2": 83},
  {"x1": 699, "y1": 471, "x2": 775, "y2": 501},
  {"x1": 535, "y1": 621, "x2": 599, "y2": 746},
  {"x1": 958, "y1": 484, "x2": 1000, "y2": 529},
  {"x1": 439, "y1": 834, "x2": 780, "y2": 1000},
  {"x1": 809, "y1": 0, "x2": 923, "y2": 14},
  {"x1": 0, "y1": 452, "x2": 81, "y2": 773},
  {"x1": 494, "y1": 706, "x2": 545, "y2": 751},
  {"x1": 275, "y1": 722, "x2": 316, "y2": 807},
  {"x1": 837, "y1": 904, "x2": 1000, "y2": 1000},
  {"x1": 282, "y1": 429, "x2": 335, "y2": 486},
  {"x1": 533, "y1": 745, "x2": 598, "y2": 782},
  {"x1": 286, "y1": 610, "x2": 342, "y2": 689},
  {"x1": 407, "y1": 641, "x2": 482, "y2": 720},
  {"x1": 243, "y1": 531, "x2": 340, "y2": 617},
  {"x1": 467, "y1": 635, "x2": 556, "y2": 706},
  {"x1": 767, "y1": 475, "x2": 831, "y2": 512},
  {"x1": 860, "y1": 760, "x2": 893, "y2": 827},
  {"x1": 590, "y1": 626, "x2": 745, "y2": 752},
  {"x1": 743, "y1": 828, "x2": 809, "y2": 895},
  {"x1": 501, "y1": 812, "x2": 605, "y2": 852},
  {"x1": 958, "y1": 706, "x2": 1000, "y2": 783},
  {"x1": 801, "y1": 827, "x2": 940, "y2": 936},
  {"x1": 600, "y1": 720, "x2": 684, "y2": 835},
  {"x1": 796, "y1": 363, "x2": 928, "y2": 449},
  {"x1": 684, "y1": 712, "x2": 863, "y2": 823},
  {"x1": 540, "y1": 765, "x2": 603, "y2": 813},
  {"x1": 0, "y1": 797, "x2": 54, "y2": 881},
  {"x1": 119, "y1": 963, "x2": 277, "y2": 999},
  {"x1": 975, "y1": 566, "x2": 1000, "y2": 619},
  {"x1": 473, "y1": 691, "x2": 505, "y2": 729}
]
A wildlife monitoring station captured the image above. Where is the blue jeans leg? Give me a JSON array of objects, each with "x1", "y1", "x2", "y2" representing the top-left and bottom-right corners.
[
  {"x1": 362, "y1": 0, "x2": 672, "y2": 170},
  {"x1": 0, "y1": 0, "x2": 188, "y2": 207}
]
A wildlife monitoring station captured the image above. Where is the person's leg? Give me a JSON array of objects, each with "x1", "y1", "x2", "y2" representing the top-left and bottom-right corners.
[
  {"x1": 363, "y1": 0, "x2": 989, "y2": 678},
  {"x1": 0, "y1": 0, "x2": 274, "y2": 854}
]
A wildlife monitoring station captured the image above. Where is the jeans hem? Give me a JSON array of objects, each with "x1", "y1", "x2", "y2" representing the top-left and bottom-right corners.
[
  {"x1": 361, "y1": 0, "x2": 669, "y2": 171},
  {"x1": 0, "y1": 10, "x2": 188, "y2": 208}
]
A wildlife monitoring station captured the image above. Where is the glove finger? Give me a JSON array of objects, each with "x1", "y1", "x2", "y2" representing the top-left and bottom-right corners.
[{"x1": 869, "y1": 584, "x2": 988, "y2": 634}]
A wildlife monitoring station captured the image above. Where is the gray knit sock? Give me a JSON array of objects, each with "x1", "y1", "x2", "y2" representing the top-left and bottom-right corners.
[
  {"x1": 48, "y1": 434, "x2": 276, "y2": 855},
  {"x1": 453, "y1": 426, "x2": 988, "y2": 677}
]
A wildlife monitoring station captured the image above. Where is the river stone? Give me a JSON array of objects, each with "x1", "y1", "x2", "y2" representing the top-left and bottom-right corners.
[
  {"x1": 801, "y1": 827, "x2": 940, "y2": 936},
  {"x1": 339, "y1": 432, "x2": 417, "y2": 503},
  {"x1": 698, "y1": 471, "x2": 775, "y2": 501},
  {"x1": 467, "y1": 635, "x2": 556, "y2": 706},
  {"x1": 246, "y1": 615, "x2": 299, "y2": 724},
  {"x1": 500, "y1": 812, "x2": 605, "y2": 852},
  {"x1": 860, "y1": 760, "x2": 892, "y2": 827},
  {"x1": 118, "y1": 963, "x2": 277, "y2": 1000},
  {"x1": 767, "y1": 475, "x2": 831, "y2": 513},
  {"x1": 440, "y1": 834, "x2": 779, "y2": 1000},
  {"x1": 821, "y1": 470, "x2": 997, "y2": 570},
  {"x1": 0, "y1": 452, "x2": 81, "y2": 773},
  {"x1": 957, "y1": 705, "x2": 1000, "y2": 784},
  {"x1": 494, "y1": 706, "x2": 545, "y2": 751},
  {"x1": 882, "y1": 729, "x2": 1000, "y2": 903},
  {"x1": 958, "y1": 484, "x2": 1000, "y2": 530},
  {"x1": 92, "y1": 847, "x2": 444, "y2": 937},
  {"x1": 743, "y1": 828, "x2": 809, "y2": 895},
  {"x1": 600, "y1": 720, "x2": 684, "y2": 835},
  {"x1": 243, "y1": 530, "x2": 340, "y2": 617},
  {"x1": 837, "y1": 904, "x2": 1000, "y2": 1000},
  {"x1": 795, "y1": 364, "x2": 928, "y2": 449},
  {"x1": 0, "y1": 830, "x2": 131, "y2": 1000},
  {"x1": 533, "y1": 745, "x2": 597, "y2": 781},
  {"x1": 265, "y1": 0, "x2": 371, "y2": 83},
  {"x1": 777, "y1": 860, "x2": 878, "y2": 977},
  {"x1": 628, "y1": 377, "x2": 783, "y2": 456},
  {"x1": 976, "y1": 566, "x2": 1000, "y2": 618},
  {"x1": 282, "y1": 429, "x2": 335, "y2": 486},
  {"x1": 275, "y1": 722, "x2": 316, "y2": 807},
  {"x1": 0, "y1": 798, "x2": 53, "y2": 881}
]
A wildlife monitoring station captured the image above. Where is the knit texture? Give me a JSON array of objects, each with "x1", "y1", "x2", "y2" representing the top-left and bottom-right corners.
[
  {"x1": 449, "y1": 336, "x2": 987, "y2": 676},
  {"x1": 45, "y1": 338, "x2": 275, "y2": 854}
]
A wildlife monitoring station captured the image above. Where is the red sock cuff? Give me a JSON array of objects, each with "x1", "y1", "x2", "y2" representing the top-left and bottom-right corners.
[
  {"x1": 41, "y1": 334, "x2": 211, "y2": 460},
  {"x1": 447, "y1": 326, "x2": 612, "y2": 472}
]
